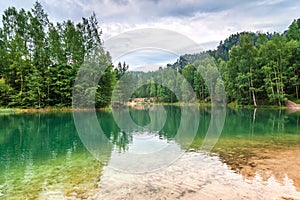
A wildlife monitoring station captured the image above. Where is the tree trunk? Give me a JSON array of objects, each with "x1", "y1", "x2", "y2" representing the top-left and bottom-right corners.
[
  {"x1": 268, "y1": 73, "x2": 275, "y2": 101},
  {"x1": 21, "y1": 73, "x2": 23, "y2": 93},
  {"x1": 274, "y1": 69, "x2": 281, "y2": 107},
  {"x1": 38, "y1": 89, "x2": 41, "y2": 108},
  {"x1": 252, "y1": 90, "x2": 257, "y2": 107},
  {"x1": 249, "y1": 73, "x2": 257, "y2": 107}
]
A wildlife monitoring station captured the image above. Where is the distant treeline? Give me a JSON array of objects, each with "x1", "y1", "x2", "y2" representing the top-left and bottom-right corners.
[
  {"x1": 133, "y1": 22, "x2": 300, "y2": 106},
  {"x1": 0, "y1": 1, "x2": 299, "y2": 107}
]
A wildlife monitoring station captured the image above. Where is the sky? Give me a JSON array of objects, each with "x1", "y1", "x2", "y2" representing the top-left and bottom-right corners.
[{"x1": 1, "y1": 0, "x2": 300, "y2": 70}]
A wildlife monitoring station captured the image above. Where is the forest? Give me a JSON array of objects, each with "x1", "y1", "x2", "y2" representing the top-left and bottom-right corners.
[
  {"x1": 132, "y1": 27, "x2": 300, "y2": 106},
  {"x1": 0, "y1": 2, "x2": 299, "y2": 108}
]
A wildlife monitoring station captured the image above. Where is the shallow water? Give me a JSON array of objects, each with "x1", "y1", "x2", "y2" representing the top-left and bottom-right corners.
[
  {"x1": 96, "y1": 152, "x2": 300, "y2": 200},
  {"x1": 0, "y1": 113, "x2": 103, "y2": 199},
  {"x1": 0, "y1": 106, "x2": 300, "y2": 199}
]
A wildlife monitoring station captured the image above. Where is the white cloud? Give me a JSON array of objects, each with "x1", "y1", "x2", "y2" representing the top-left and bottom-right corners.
[
  {"x1": 1, "y1": 0, "x2": 300, "y2": 52},
  {"x1": 100, "y1": 0, "x2": 300, "y2": 50},
  {"x1": 112, "y1": 49, "x2": 178, "y2": 71},
  {"x1": 256, "y1": 0, "x2": 286, "y2": 6},
  {"x1": 104, "y1": 28, "x2": 203, "y2": 68}
]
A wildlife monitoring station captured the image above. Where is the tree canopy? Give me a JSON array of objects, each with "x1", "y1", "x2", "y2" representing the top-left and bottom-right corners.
[
  {"x1": 0, "y1": 1, "x2": 299, "y2": 108},
  {"x1": 0, "y1": 2, "x2": 115, "y2": 108}
]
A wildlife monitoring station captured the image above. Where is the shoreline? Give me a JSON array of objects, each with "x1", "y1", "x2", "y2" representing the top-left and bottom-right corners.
[
  {"x1": 0, "y1": 107, "x2": 111, "y2": 113},
  {"x1": 0, "y1": 103, "x2": 296, "y2": 114}
]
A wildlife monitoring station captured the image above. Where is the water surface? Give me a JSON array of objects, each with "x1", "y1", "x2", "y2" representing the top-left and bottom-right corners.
[{"x1": 0, "y1": 106, "x2": 300, "y2": 199}]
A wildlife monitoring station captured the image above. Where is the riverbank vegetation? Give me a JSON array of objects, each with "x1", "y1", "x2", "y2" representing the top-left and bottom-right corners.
[{"x1": 0, "y1": 2, "x2": 299, "y2": 108}]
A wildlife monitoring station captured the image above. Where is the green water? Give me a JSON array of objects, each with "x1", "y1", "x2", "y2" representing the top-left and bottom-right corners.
[{"x1": 0, "y1": 106, "x2": 300, "y2": 199}]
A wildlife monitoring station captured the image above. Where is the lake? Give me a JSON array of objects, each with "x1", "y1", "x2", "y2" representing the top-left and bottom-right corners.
[{"x1": 0, "y1": 106, "x2": 300, "y2": 199}]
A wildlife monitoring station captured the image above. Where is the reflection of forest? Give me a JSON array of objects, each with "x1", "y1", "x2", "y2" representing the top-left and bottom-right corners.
[
  {"x1": 0, "y1": 113, "x2": 82, "y2": 161},
  {"x1": 1, "y1": 107, "x2": 299, "y2": 160},
  {"x1": 76, "y1": 106, "x2": 300, "y2": 153},
  {"x1": 0, "y1": 112, "x2": 106, "y2": 199}
]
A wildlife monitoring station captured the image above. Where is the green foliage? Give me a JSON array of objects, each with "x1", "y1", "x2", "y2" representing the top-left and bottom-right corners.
[
  {"x1": 0, "y1": 2, "x2": 114, "y2": 108},
  {"x1": 0, "y1": 2, "x2": 299, "y2": 107},
  {"x1": 115, "y1": 61, "x2": 129, "y2": 79},
  {"x1": 285, "y1": 19, "x2": 300, "y2": 41},
  {"x1": 96, "y1": 64, "x2": 116, "y2": 107},
  {"x1": 0, "y1": 79, "x2": 13, "y2": 106},
  {"x1": 132, "y1": 19, "x2": 300, "y2": 106}
]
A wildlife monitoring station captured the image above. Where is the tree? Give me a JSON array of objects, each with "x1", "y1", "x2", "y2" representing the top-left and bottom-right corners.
[
  {"x1": 180, "y1": 79, "x2": 192, "y2": 102},
  {"x1": 115, "y1": 61, "x2": 129, "y2": 80},
  {"x1": 259, "y1": 34, "x2": 289, "y2": 106},
  {"x1": 29, "y1": 1, "x2": 50, "y2": 107},
  {"x1": 149, "y1": 78, "x2": 156, "y2": 97},
  {"x1": 225, "y1": 34, "x2": 260, "y2": 106},
  {"x1": 0, "y1": 79, "x2": 13, "y2": 106},
  {"x1": 181, "y1": 64, "x2": 196, "y2": 89},
  {"x1": 239, "y1": 34, "x2": 259, "y2": 107},
  {"x1": 286, "y1": 20, "x2": 300, "y2": 41},
  {"x1": 96, "y1": 64, "x2": 116, "y2": 107},
  {"x1": 287, "y1": 40, "x2": 300, "y2": 99}
]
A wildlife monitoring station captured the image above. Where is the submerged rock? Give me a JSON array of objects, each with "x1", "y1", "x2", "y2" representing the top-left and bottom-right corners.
[{"x1": 94, "y1": 152, "x2": 300, "y2": 200}]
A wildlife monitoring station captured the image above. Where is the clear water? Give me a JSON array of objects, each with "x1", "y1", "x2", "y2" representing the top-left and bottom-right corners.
[{"x1": 0, "y1": 106, "x2": 300, "y2": 199}]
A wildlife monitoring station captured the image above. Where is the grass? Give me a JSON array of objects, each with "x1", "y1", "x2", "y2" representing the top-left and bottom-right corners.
[
  {"x1": 0, "y1": 106, "x2": 112, "y2": 114},
  {"x1": 294, "y1": 99, "x2": 300, "y2": 104},
  {"x1": 0, "y1": 108, "x2": 21, "y2": 114}
]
